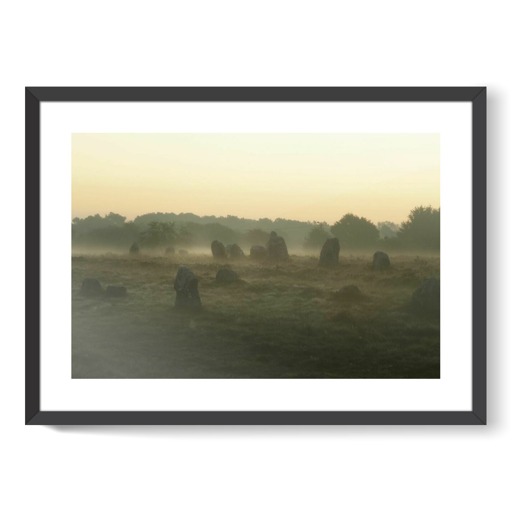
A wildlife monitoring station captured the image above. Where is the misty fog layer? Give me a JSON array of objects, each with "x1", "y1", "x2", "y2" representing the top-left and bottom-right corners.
[{"x1": 72, "y1": 207, "x2": 440, "y2": 256}]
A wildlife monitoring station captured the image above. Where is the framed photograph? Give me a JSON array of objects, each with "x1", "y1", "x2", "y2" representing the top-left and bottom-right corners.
[{"x1": 25, "y1": 87, "x2": 486, "y2": 425}]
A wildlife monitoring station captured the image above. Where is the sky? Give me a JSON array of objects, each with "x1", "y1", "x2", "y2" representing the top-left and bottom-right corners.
[{"x1": 72, "y1": 133, "x2": 439, "y2": 224}]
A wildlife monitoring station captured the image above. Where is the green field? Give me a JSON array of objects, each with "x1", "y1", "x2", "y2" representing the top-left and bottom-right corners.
[{"x1": 72, "y1": 252, "x2": 440, "y2": 379}]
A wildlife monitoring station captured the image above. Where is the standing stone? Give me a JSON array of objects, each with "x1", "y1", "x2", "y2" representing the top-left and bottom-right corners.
[
  {"x1": 80, "y1": 278, "x2": 103, "y2": 296},
  {"x1": 105, "y1": 285, "x2": 127, "y2": 298},
  {"x1": 227, "y1": 243, "x2": 245, "y2": 259},
  {"x1": 319, "y1": 238, "x2": 340, "y2": 267},
  {"x1": 267, "y1": 231, "x2": 289, "y2": 261},
  {"x1": 174, "y1": 266, "x2": 201, "y2": 310},
  {"x1": 410, "y1": 277, "x2": 440, "y2": 315},
  {"x1": 250, "y1": 245, "x2": 267, "y2": 260},
  {"x1": 165, "y1": 245, "x2": 175, "y2": 255},
  {"x1": 333, "y1": 284, "x2": 363, "y2": 301},
  {"x1": 211, "y1": 240, "x2": 227, "y2": 259},
  {"x1": 129, "y1": 242, "x2": 140, "y2": 255},
  {"x1": 373, "y1": 251, "x2": 391, "y2": 270},
  {"x1": 216, "y1": 266, "x2": 239, "y2": 283}
]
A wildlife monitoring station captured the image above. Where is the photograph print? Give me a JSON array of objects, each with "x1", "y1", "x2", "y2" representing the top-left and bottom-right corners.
[{"x1": 72, "y1": 132, "x2": 440, "y2": 379}]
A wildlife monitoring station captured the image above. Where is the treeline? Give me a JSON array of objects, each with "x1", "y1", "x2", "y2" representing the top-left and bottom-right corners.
[
  {"x1": 304, "y1": 207, "x2": 440, "y2": 251},
  {"x1": 72, "y1": 206, "x2": 440, "y2": 252}
]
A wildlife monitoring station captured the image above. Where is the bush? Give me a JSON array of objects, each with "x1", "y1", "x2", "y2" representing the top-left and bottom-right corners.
[
  {"x1": 397, "y1": 206, "x2": 440, "y2": 251},
  {"x1": 241, "y1": 229, "x2": 271, "y2": 247},
  {"x1": 331, "y1": 214, "x2": 379, "y2": 249},
  {"x1": 140, "y1": 222, "x2": 177, "y2": 248},
  {"x1": 304, "y1": 224, "x2": 330, "y2": 250}
]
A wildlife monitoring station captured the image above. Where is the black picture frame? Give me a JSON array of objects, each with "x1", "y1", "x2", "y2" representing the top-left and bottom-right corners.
[{"x1": 25, "y1": 87, "x2": 486, "y2": 425}]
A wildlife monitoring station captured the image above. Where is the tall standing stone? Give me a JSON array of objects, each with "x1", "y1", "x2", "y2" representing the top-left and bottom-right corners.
[
  {"x1": 211, "y1": 240, "x2": 227, "y2": 259},
  {"x1": 174, "y1": 266, "x2": 202, "y2": 310},
  {"x1": 267, "y1": 231, "x2": 289, "y2": 261},
  {"x1": 319, "y1": 238, "x2": 340, "y2": 267}
]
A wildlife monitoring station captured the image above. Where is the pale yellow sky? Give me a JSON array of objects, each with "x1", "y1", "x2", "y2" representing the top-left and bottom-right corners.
[{"x1": 72, "y1": 133, "x2": 439, "y2": 224}]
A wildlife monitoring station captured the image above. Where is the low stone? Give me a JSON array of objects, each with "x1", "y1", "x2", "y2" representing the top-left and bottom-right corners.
[
  {"x1": 333, "y1": 285, "x2": 363, "y2": 301},
  {"x1": 410, "y1": 277, "x2": 440, "y2": 315},
  {"x1": 165, "y1": 246, "x2": 175, "y2": 255},
  {"x1": 105, "y1": 285, "x2": 127, "y2": 298},
  {"x1": 227, "y1": 243, "x2": 245, "y2": 259},
  {"x1": 250, "y1": 245, "x2": 267, "y2": 259},
  {"x1": 80, "y1": 278, "x2": 103, "y2": 296},
  {"x1": 216, "y1": 267, "x2": 239, "y2": 283},
  {"x1": 373, "y1": 251, "x2": 391, "y2": 270}
]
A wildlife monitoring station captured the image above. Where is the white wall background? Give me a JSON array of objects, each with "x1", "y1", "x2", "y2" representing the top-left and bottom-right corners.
[{"x1": 0, "y1": 1, "x2": 509, "y2": 511}]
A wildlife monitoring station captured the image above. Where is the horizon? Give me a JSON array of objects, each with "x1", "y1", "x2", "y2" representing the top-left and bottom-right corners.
[
  {"x1": 72, "y1": 133, "x2": 440, "y2": 224},
  {"x1": 73, "y1": 207, "x2": 439, "y2": 228}
]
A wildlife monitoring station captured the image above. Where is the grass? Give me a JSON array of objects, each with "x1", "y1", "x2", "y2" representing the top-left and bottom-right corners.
[{"x1": 72, "y1": 252, "x2": 440, "y2": 379}]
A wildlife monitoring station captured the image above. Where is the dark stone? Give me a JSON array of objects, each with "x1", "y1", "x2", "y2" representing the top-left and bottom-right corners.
[
  {"x1": 319, "y1": 238, "x2": 340, "y2": 267},
  {"x1": 334, "y1": 285, "x2": 363, "y2": 300},
  {"x1": 174, "y1": 266, "x2": 201, "y2": 310},
  {"x1": 129, "y1": 242, "x2": 140, "y2": 255},
  {"x1": 216, "y1": 266, "x2": 239, "y2": 283},
  {"x1": 211, "y1": 240, "x2": 227, "y2": 259},
  {"x1": 267, "y1": 231, "x2": 289, "y2": 261},
  {"x1": 250, "y1": 245, "x2": 267, "y2": 260},
  {"x1": 178, "y1": 249, "x2": 189, "y2": 256},
  {"x1": 226, "y1": 243, "x2": 245, "y2": 259},
  {"x1": 373, "y1": 251, "x2": 391, "y2": 270},
  {"x1": 80, "y1": 278, "x2": 103, "y2": 296},
  {"x1": 105, "y1": 285, "x2": 127, "y2": 298},
  {"x1": 410, "y1": 277, "x2": 440, "y2": 315},
  {"x1": 165, "y1": 246, "x2": 175, "y2": 255}
]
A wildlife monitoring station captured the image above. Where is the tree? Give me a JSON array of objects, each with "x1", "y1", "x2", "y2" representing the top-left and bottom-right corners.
[
  {"x1": 304, "y1": 223, "x2": 330, "y2": 250},
  {"x1": 241, "y1": 228, "x2": 271, "y2": 246},
  {"x1": 178, "y1": 222, "x2": 239, "y2": 246},
  {"x1": 176, "y1": 224, "x2": 194, "y2": 247},
  {"x1": 331, "y1": 213, "x2": 379, "y2": 248},
  {"x1": 201, "y1": 223, "x2": 239, "y2": 244},
  {"x1": 378, "y1": 221, "x2": 399, "y2": 239},
  {"x1": 140, "y1": 222, "x2": 177, "y2": 248},
  {"x1": 105, "y1": 212, "x2": 126, "y2": 226},
  {"x1": 397, "y1": 206, "x2": 440, "y2": 250}
]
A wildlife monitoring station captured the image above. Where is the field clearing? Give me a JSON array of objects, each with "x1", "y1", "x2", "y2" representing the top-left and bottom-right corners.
[{"x1": 72, "y1": 253, "x2": 440, "y2": 379}]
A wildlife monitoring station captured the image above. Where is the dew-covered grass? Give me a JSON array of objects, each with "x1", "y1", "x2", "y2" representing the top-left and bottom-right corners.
[{"x1": 72, "y1": 252, "x2": 440, "y2": 379}]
